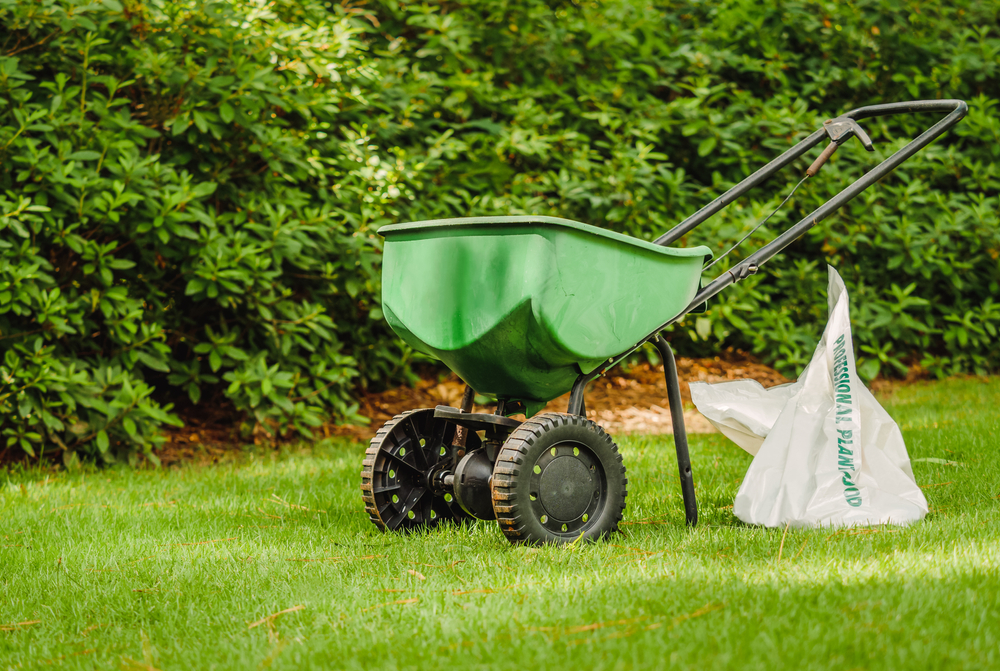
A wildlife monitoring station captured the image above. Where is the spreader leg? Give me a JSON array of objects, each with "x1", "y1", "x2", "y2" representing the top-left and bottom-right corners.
[
  {"x1": 651, "y1": 336, "x2": 698, "y2": 527},
  {"x1": 453, "y1": 384, "x2": 476, "y2": 450},
  {"x1": 567, "y1": 377, "x2": 587, "y2": 417}
]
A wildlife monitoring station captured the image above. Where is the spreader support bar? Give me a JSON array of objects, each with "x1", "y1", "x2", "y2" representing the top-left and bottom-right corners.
[{"x1": 652, "y1": 336, "x2": 697, "y2": 526}]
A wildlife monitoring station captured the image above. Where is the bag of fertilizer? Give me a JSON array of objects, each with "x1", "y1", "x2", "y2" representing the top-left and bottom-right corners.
[{"x1": 690, "y1": 266, "x2": 927, "y2": 528}]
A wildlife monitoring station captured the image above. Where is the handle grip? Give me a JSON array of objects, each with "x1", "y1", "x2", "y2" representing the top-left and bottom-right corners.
[{"x1": 806, "y1": 141, "x2": 839, "y2": 177}]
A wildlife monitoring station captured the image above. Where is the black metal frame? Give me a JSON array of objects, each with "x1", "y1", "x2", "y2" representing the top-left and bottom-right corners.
[{"x1": 566, "y1": 99, "x2": 968, "y2": 526}]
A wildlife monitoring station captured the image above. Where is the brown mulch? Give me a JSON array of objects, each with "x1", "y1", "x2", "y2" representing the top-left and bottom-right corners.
[
  {"x1": 156, "y1": 348, "x2": 788, "y2": 466},
  {"x1": 156, "y1": 399, "x2": 245, "y2": 466},
  {"x1": 10, "y1": 367, "x2": 939, "y2": 470},
  {"x1": 326, "y1": 348, "x2": 788, "y2": 442},
  {"x1": 0, "y1": 352, "x2": 936, "y2": 469}
]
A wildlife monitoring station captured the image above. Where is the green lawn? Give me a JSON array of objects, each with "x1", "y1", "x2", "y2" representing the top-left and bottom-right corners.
[{"x1": 2, "y1": 377, "x2": 999, "y2": 670}]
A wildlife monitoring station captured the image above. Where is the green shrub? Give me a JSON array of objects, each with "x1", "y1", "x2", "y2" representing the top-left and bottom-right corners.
[
  {"x1": 0, "y1": 0, "x2": 415, "y2": 463},
  {"x1": 2, "y1": 0, "x2": 998, "y2": 465}
]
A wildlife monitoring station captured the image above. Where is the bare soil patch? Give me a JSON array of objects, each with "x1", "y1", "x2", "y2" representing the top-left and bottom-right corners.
[{"x1": 326, "y1": 348, "x2": 788, "y2": 442}]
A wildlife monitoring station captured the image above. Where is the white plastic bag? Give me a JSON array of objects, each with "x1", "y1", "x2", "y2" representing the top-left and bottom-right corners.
[{"x1": 690, "y1": 266, "x2": 928, "y2": 528}]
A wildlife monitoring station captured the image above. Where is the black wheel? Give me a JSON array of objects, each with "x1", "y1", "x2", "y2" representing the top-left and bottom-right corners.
[
  {"x1": 491, "y1": 413, "x2": 627, "y2": 545},
  {"x1": 361, "y1": 409, "x2": 480, "y2": 532}
]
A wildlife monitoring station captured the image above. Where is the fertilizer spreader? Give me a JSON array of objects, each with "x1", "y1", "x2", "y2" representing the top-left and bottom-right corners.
[{"x1": 361, "y1": 100, "x2": 967, "y2": 544}]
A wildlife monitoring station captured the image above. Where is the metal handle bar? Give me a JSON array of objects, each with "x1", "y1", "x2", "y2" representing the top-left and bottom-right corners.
[
  {"x1": 567, "y1": 99, "x2": 967, "y2": 409},
  {"x1": 655, "y1": 99, "x2": 966, "y2": 247},
  {"x1": 659, "y1": 98, "x2": 967, "y2": 314}
]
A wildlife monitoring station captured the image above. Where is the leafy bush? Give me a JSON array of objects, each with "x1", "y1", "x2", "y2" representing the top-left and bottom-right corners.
[
  {"x1": 0, "y1": 0, "x2": 414, "y2": 463},
  {"x1": 1, "y1": 0, "x2": 997, "y2": 465}
]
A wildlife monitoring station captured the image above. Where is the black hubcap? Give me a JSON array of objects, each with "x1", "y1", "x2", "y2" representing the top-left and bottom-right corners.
[{"x1": 529, "y1": 442, "x2": 604, "y2": 534}]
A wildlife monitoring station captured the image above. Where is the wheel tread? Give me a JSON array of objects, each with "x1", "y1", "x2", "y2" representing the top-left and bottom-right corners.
[{"x1": 491, "y1": 412, "x2": 627, "y2": 545}]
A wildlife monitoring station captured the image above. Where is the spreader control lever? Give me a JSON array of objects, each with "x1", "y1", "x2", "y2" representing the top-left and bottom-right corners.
[
  {"x1": 806, "y1": 116, "x2": 874, "y2": 177},
  {"x1": 824, "y1": 116, "x2": 874, "y2": 149}
]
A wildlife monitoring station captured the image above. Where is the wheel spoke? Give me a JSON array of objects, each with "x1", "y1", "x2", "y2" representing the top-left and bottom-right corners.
[
  {"x1": 384, "y1": 486, "x2": 427, "y2": 528},
  {"x1": 384, "y1": 508, "x2": 408, "y2": 529},
  {"x1": 403, "y1": 416, "x2": 431, "y2": 470},
  {"x1": 385, "y1": 449, "x2": 420, "y2": 472},
  {"x1": 403, "y1": 485, "x2": 427, "y2": 510},
  {"x1": 440, "y1": 493, "x2": 463, "y2": 519},
  {"x1": 430, "y1": 418, "x2": 449, "y2": 459},
  {"x1": 377, "y1": 502, "x2": 394, "y2": 518},
  {"x1": 423, "y1": 493, "x2": 434, "y2": 524},
  {"x1": 373, "y1": 484, "x2": 401, "y2": 495}
]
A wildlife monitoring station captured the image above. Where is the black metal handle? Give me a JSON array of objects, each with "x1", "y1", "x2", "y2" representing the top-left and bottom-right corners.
[
  {"x1": 655, "y1": 99, "x2": 967, "y2": 249},
  {"x1": 657, "y1": 99, "x2": 966, "y2": 311}
]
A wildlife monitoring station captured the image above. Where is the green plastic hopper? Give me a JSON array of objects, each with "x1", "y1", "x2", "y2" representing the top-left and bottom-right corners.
[{"x1": 379, "y1": 216, "x2": 711, "y2": 416}]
